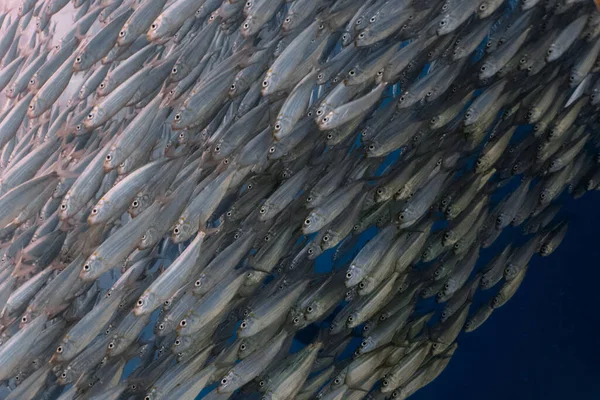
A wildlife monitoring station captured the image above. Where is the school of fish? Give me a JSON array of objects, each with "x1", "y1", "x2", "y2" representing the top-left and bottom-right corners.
[{"x1": 0, "y1": 0, "x2": 597, "y2": 398}]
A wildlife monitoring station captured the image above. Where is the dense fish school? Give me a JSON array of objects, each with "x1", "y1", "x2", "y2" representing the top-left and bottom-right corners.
[{"x1": 0, "y1": 0, "x2": 596, "y2": 398}]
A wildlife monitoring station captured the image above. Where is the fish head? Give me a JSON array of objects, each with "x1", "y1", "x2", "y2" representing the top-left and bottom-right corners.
[
  {"x1": 355, "y1": 27, "x2": 375, "y2": 47},
  {"x1": 545, "y1": 43, "x2": 561, "y2": 62},
  {"x1": 133, "y1": 291, "x2": 157, "y2": 317},
  {"x1": 539, "y1": 243, "x2": 553, "y2": 257},
  {"x1": 463, "y1": 105, "x2": 480, "y2": 126},
  {"x1": 258, "y1": 202, "x2": 274, "y2": 221},
  {"x1": 398, "y1": 206, "x2": 418, "y2": 228},
  {"x1": 477, "y1": 1, "x2": 496, "y2": 18},
  {"x1": 171, "y1": 104, "x2": 194, "y2": 131},
  {"x1": 139, "y1": 226, "x2": 159, "y2": 250},
  {"x1": 474, "y1": 154, "x2": 490, "y2": 173},
  {"x1": 273, "y1": 114, "x2": 293, "y2": 141},
  {"x1": 27, "y1": 73, "x2": 40, "y2": 92},
  {"x1": 172, "y1": 335, "x2": 193, "y2": 352},
  {"x1": 539, "y1": 188, "x2": 552, "y2": 205},
  {"x1": 503, "y1": 262, "x2": 519, "y2": 281},
  {"x1": 218, "y1": 369, "x2": 241, "y2": 393},
  {"x1": 57, "y1": 366, "x2": 76, "y2": 385},
  {"x1": 73, "y1": 50, "x2": 90, "y2": 72},
  {"x1": 364, "y1": 138, "x2": 381, "y2": 157},
  {"x1": 302, "y1": 210, "x2": 325, "y2": 235},
  {"x1": 58, "y1": 192, "x2": 75, "y2": 220},
  {"x1": 590, "y1": 88, "x2": 600, "y2": 105},
  {"x1": 282, "y1": 11, "x2": 297, "y2": 32},
  {"x1": 229, "y1": 73, "x2": 246, "y2": 98},
  {"x1": 375, "y1": 185, "x2": 393, "y2": 203},
  {"x1": 478, "y1": 60, "x2": 495, "y2": 80},
  {"x1": 261, "y1": 69, "x2": 277, "y2": 96},
  {"x1": 267, "y1": 142, "x2": 288, "y2": 160},
  {"x1": 237, "y1": 317, "x2": 256, "y2": 337},
  {"x1": 357, "y1": 276, "x2": 376, "y2": 296},
  {"x1": 241, "y1": 15, "x2": 260, "y2": 38},
  {"x1": 307, "y1": 242, "x2": 323, "y2": 260},
  {"x1": 27, "y1": 96, "x2": 41, "y2": 118},
  {"x1": 491, "y1": 293, "x2": 503, "y2": 309},
  {"x1": 318, "y1": 110, "x2": 337, "y2": 130},
  {"x1": 172, "y1": 218, "x2": 193, "y2": 244},
  {"x1": 106, "y1": 335, "x2": 122, "y2": 357},
  {"x1": 80, "y1": 253, "x2": 103, "y2": 281},
  {"x1": 103, "y1": 146, "x2": 121, "y2": 172},
  {"x1": 243, "y1": 270, "x2": 265, "y2": 287},
  {"x1": 144, "y1": 387, "x2": 160, "y2": 400},
  {"x1": 430, "y1": 341, "x2": 449, "y2": 356},
  {"x1": 237, "y1": 337, "x2": 256, "y2": 359},
  {"x1": 87, "y1": 199, "x2": 107, "y2": 225},
  {"x1": 345, "y1": 263, "x2": 364, "y2": 288},
  {"x1": 116, "y1": 23, "x2": 132, "y2": 47},
  {"x1": 147, "y1": 14, "x2": 169, "y2": 42},
  {"x1": 84, "y1": 105, "x2": 105, "y2": 129},
  {"x1": 128, "y1": 193, "x2": 149, "y2": 218},
  {"x1": 96, "y1": 77, "x2": 112, "y2": 97},
  {"x1": 52, "y1": 339, "x2": 73, "y2": 363},
  {"x1": 155, "y1": 317, "x2": 172, "y2": 336},
  {"x1": 289, "y1": 310, "x2": 307, "y2": 329}
]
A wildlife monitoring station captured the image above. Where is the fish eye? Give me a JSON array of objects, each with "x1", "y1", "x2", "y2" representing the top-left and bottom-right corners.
[
  {"x1": 274, "y1": 123, "x2": 281, "y2": 131},
  {"x1": 60, "y1": 372, "x2": 66, "y2": 378},
  {"x1": 179, "y1": 319, "x2": 187, "y2": 327},
  {"x1": 359, "y1": 281, "x2": 366, "y2": 289},
  {"x1": 174, "y1": 113, "x2": 181, "y2": 121},
  {"x1": 368, "y1": 144, "x2": 375, "y2": 151},
  {"x1": 56, "y1": 346, "x2": 63, "y2": 353},
  {"x1": 480, "y1": 65, "x2": 486, "y2": 72},
  {"x1": 346, "y1": 272, "x2": 352, "y2": 279},
  {"x1": 21, "y1": 316, "x2": 27, "y2": 323},
  {"x1": 569, "y1": 75, "x2": 575, "y2": 82},
  {"x1": 174, "y1": 339, "x2": 181, "y2": 346},
  {"x1": 240, "y1": 321, "x2": 247, "y2": 329},
  {"x1": 83, "y1": 264, "x2": 90, "y2": 271},
  {"x1": 28, "y1": 104, "x2": 34, "y2": 110},
  {"x1": 479, "y1": 4, "x2": 487, "y2": 10},
  {"x1": 334, "y1": 378, "x2": 341, "y2": 384},
  {"x1": 221, "y1": 378, "x2": 228, "y2": 385},
  {"x1": 547, "y1": 48, "x2": 553, "y2": 55},
  {"x1": 262, "y1": 80, "x2": 269, "y2": 87},
  {"x1": 108, "y1": 342, "x2": 114, "y2": 349},
  {"x1": 285, "y1": 17, "x2": 291, "y2": 23},
  {"x1": 399, "y1": 214, "x2": 405, "y2": 220},
  {"x1": 60, "y1": 203, "x2": 67, "y2": 210},
  {"x1": 240, "y1": 343, "x2": 247, "y2": 350},
  {"x1": 119, "y1": 30, "x2": 125, "y2": 37},
  {"x1": 327, "y1": 133, "x2": 333, "y2": 139},
  {"x1": 370, "y1": 16, "x2": 376, "y2": 22},
  {"x1": 268, "y1": 146, "x2": 276, "y2": 154},
  {"x1": 358, "y1": 33, "x2": 365, "y2": 39},
  {"x1": 293, "y1": 317, "x2": 300, "y2": 324},
  {"x1": 243, "y1": 23, "x2": 249, "y2": 30},
  {"x1": 322, "y1": 117, "x2": 329, "y2": 123},
  {"x1": 151, "y1": 23, "x2": 157, "y2": 30},
  {"x1": 349, "y1": 70, "x2": 356, "y2": 76},
  {"x1": 173, "y1": 227, "x2": 180, "y2": 235},
  {"x1": 439, "y1": 19, "x2": 447, "y2": 26},
  {"x1": 75, "y1": 56, "x2": 81, "y2": 63}
]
